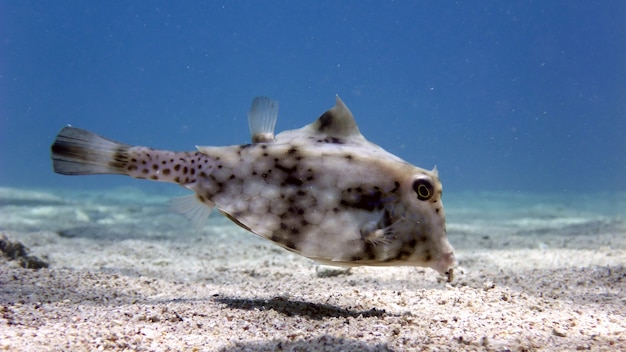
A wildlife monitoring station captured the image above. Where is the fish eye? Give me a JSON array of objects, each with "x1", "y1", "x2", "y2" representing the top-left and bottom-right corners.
[{"x1": 412, "y1": 177, "x2": 433, "y2": 201}]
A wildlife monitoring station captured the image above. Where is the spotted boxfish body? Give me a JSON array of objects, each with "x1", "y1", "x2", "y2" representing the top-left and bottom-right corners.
[{"x1": 51, "y1": 96, "x2": 456, "y2": 276}]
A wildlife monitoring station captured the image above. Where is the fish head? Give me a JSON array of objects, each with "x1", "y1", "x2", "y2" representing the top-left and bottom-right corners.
[{"x1": 393, "y1": 166, "x2": 456, "y2": 275}]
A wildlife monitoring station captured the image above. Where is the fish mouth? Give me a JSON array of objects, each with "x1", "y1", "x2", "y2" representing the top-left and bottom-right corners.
[{"x1": 430, "y1": 250, "x2": 457, "y2": 276}]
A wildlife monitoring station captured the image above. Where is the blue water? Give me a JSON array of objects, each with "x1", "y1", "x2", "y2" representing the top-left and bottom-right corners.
[{"x1": 1, "y1": 1, "x2": 625, "y2": 194}]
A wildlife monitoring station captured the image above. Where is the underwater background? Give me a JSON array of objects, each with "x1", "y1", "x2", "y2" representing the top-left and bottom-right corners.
[
  {"x1": 1, "y1": 3, "x2": 625, "y2": 349},
  {"x1": 1, "y1": 1, "x2": 625, "y2": 195}
]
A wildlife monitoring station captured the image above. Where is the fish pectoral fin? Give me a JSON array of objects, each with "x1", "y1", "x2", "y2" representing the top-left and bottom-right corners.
[
  {"x1": 170, "y1": 194, "x2": 214, "y2": 229},
  {"x1": 360, "y1": 221, "x2": 395, "y2": 246},
  {"x1": 248, "y1": 96, "x2": 279, "y2": 143},
  {"x1": 359, "y1": 209, "x2": 401, "y2": 246}
]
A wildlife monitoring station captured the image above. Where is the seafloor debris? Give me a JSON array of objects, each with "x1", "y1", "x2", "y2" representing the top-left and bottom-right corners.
[{"x1": 0, "y1": 233, "x2": 48, "y2": 269}]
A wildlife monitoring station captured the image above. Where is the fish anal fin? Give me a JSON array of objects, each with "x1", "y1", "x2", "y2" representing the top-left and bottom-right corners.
[{"x1": 170, "y1": 194, "x2": 214, "y2": 229}]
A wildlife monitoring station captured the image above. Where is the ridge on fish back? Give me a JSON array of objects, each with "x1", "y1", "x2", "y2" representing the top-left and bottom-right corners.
[{"x1": 50, "y1": 96, "x2": 456, "y2": 278}]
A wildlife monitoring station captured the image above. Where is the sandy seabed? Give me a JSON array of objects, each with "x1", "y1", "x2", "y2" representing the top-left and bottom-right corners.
[{"x1": 0, "y1": 186, "x2": 624, "y2": 351}]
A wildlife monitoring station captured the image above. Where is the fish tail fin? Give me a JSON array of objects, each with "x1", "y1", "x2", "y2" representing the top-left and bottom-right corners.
[{"x1": 51, "y1": 126, "x2": 130, "y2": 175}]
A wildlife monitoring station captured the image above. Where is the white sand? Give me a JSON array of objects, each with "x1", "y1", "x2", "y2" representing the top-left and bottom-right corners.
[{"x1": 0, "y1": 187, "x2": 624, "y2": 351}]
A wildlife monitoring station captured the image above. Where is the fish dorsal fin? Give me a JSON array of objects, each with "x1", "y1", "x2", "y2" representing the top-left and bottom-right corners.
[
  {"x1": 307, "y1": 95, "x2": 364, "y2": 141},
  {"x1": 248, "y1": 96, "x2": 279, "y2": 143}
]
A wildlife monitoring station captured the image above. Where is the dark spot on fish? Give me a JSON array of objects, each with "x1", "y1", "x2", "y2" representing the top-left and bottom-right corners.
[
  {"x1": 142, "y1": 169, "x2": 149, "y2": 174},
  {"x1": 161, "y1": 167, "x2": 170, "y2": 175},
  {"x1": 229, "y1": 175, "x2": 235, "y2": 179},
  {"x1": 389, "y1": 243, "x2": 415, "y2": 261},
  {"x1": 317, "y1": 137, "x2": 344, "y2": 144},
  {"x1": 287, "y1": 206, "x2": 304, "y2": 215},
  {"x1": 152, "y1": 164, "x2": 158, "y2": 170},
  {"x1": 174, "y1": 164, "x2": 181, "y2": 171},
  {"x1": 423, "y1": 250, "x2": 432, "y2": 262},
  {"x1": 131, "y1": 158, "x2": 137, "y2": 162},
  {"x1": 380, "y1": 210, "x2": 393, "y2": 228},
  {"x1": 271, "y1": 234, "x2": 297, "y2": 250},
  {"x1": 284, "y1": 176, "x2": 303, "y2": 187},
  {"x1": 275, "y1": 163, "x2": 297, "y2": 175},
  {"x1": 329, "y1": 137, "x2": 343, "y2": 144},
  {"x1": 283, "y1": 239, "x2": 297, "y2": 250},
  {"x1": 341, "y1": 188, "x2": 384, "y2": 211},
  {"x1": 390, "y1": 181, "x2": 400, "y2": 193},
  {"x1": 161, "y1": 160, "x2": 167, "y2": 165},
  {"x1": 183, "y1": 166, "x2": 188, "y2": 174},
  {"x1": 287, "y1": 147, "x2": 298, "y2": 154},
  {"x1": 345, "y1": 154, "x2": 353, "y2": 161},
  {"x1": 150, "y1": 175, "x2": 158, "y2": 180},
  {"x1": 190, "y1": 168, "x2": 195, "y2": 175},
  {"x1": 363, "y1": 242, "x2": 376, "y2": 260},
  {"x1": 435, "y1": 208, "x2": 440, "y2": 213},
  {"x1": 217, "y1": 165, "x2": 223, "y2": 169},
  {"x1": 318, "y1": 111, "x2": 333, "y2": 131},
  {"x1": 127, "y1": 165, "x2": 137, "y2": 171},
  {"x1": 174, "y1": 176, "x2": 180, "y2": 183}
]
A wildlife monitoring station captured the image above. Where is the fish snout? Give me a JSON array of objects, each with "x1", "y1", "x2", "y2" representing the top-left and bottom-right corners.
[
  {"x1": 431, "y1": 252, "x2": 457, "y2": 275},
  {"x1": 430, "y1": 243, "x2": 457, "y2": 276}
]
